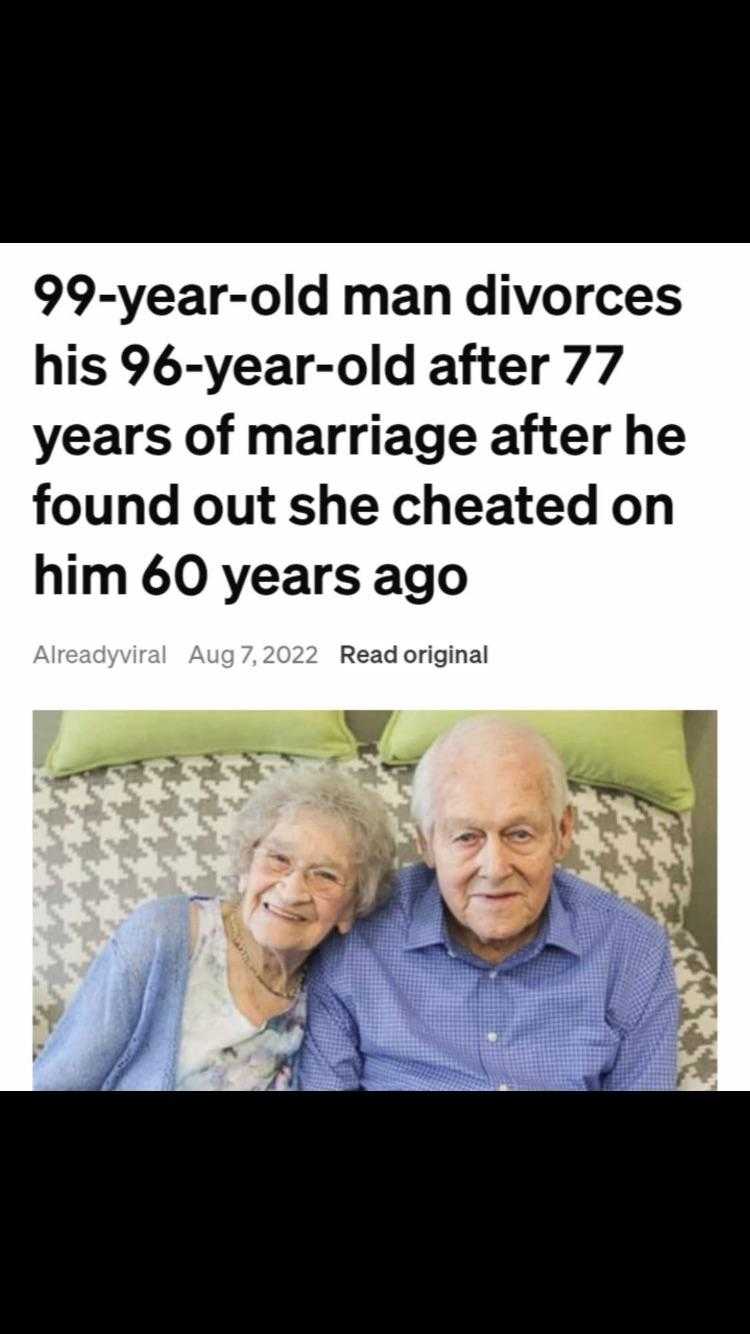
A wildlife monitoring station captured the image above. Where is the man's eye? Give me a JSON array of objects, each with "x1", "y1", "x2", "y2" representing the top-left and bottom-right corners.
[
  {"x1": 455, "y1": 833, "x2": 477, "y2": 844},
  {"x1": 508, "y1": 830, "x2": 532, "y2": 842}
]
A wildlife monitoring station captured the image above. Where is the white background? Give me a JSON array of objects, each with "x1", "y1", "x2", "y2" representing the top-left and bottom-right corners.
[{"x1": 4, "y1": 242, "x2": 747, "y2": 1089}]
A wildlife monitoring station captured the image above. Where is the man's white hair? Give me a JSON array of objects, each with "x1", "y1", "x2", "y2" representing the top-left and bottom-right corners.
[{"x1": 410, "y1": 716, "x2": 570, "y2": 836}]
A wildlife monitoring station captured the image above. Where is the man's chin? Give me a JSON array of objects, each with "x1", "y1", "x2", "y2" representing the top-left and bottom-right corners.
[
  {"x1": 465, "y1": 905, "x2": 539, "y2": 951},
  {"x1": 468, "y1": 899, "x2": 524, "y2": 931}
]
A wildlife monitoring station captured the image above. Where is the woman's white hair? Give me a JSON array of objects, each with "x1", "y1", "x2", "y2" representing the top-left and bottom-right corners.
[
  {"x1": 231, "y1": 768, "x2": 396, "y2": 917},
  {"x1": 411, "y1": 716, "x2": 570, "y2": 836}
]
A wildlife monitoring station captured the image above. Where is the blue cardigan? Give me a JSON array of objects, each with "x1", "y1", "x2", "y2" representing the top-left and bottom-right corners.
[{"x1": 34, "y1": 896, "x2": 196, "y2": 1091}]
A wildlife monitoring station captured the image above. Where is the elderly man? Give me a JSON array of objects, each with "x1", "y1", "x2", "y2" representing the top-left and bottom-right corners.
[{"x1": 296, "y1": 717, "x2": 679, "y2": 1090}]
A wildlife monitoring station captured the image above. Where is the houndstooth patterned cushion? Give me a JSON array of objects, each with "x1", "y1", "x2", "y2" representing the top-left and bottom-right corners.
[
  {"x1": 564, "y1": 784, "x2": 692, "y2": 929},
  {"x1": 33, "y1": 749, "x2": 716, "y2": 1088}
]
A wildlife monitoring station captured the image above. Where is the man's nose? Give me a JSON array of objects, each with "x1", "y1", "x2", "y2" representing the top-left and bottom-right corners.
[{"x1": 478, "y1": 836, "x2": 512, "y2": 881}]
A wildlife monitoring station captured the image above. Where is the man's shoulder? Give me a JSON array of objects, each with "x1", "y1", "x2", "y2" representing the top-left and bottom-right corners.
[
  {"x1": 359, "y1": 861, "x2": 433, "y2": 934},
  {"x1": 310, "y1": 863, "x2": 431, "y2": 977},
  {"x1": 555, "y1": 869, "x2": 669, "y2": 953}
]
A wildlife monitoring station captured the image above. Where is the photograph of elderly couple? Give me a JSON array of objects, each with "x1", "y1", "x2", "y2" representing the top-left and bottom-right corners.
[{"x1": 32, "y1": 709, "x2": 717, "y2": 1091}]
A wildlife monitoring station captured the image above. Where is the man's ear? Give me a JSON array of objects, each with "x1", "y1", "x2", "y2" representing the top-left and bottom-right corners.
[
  {"x1": 556, "y1": 805, "x2": 574, "y2": 861},
  {"x1": 416, "y1": 827, "x2": 435, "y2": 868}
]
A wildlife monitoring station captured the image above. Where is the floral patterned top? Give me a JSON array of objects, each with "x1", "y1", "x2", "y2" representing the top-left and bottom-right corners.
[{"x1": 176, "y1": 897, "x2": 306, "y2": 1090}]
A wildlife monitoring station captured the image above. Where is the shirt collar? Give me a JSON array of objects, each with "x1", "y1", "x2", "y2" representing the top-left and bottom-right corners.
[
  {"x1": 541, "y1": 873, "x2": 582, "y2": 957},
  {"x1": 404, "y1": 866, "x2": 581, "y2": 959},
  {"x1": 404, "y1": 868, "x2": 449, "y2": 952}
]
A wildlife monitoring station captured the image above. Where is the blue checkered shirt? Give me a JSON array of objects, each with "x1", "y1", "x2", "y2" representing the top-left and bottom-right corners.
[{"x1": 296, "y1": 865, "x2": 679, "y2": 1091}]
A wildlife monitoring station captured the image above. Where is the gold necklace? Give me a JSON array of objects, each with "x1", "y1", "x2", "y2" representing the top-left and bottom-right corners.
[{"x1": 227, "y1": 907, "x2": 304, "y2": 1001}]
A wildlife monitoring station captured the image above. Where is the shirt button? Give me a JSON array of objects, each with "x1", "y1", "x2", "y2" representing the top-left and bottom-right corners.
[
  {"x1": 487, "y1": 1031, "x2": 498, "y2": 1042},
  {"x1": 496, "y1": 1084, "x2": 509, "y2": 1091},
  {"x1": 489, "y1": 971, "x2": 497, "y2": 980}
]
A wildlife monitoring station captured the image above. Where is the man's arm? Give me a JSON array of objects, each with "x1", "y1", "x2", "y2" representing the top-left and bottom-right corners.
[
  {"x1": 603, "y1": 927, "x2": 680, "y2": 1091},
  {"x1": 295, "y1": 974, "x2": 364, "y2": 1090}
]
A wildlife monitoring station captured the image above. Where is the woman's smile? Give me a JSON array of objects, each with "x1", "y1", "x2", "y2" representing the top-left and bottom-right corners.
[{"x1": 263, "y1": 901, "x2": 308, "y2": 922}]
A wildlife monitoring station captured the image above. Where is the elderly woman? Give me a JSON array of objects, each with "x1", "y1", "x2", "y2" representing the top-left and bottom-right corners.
[{"x1": 33, "y1": 769, "x2": 395, "y2": 1090}]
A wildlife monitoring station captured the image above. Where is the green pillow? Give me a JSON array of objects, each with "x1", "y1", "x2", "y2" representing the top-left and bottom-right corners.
[
  {"x1": 46, "y1": 710, "x2": 358, "y2": 776},
  {"x1": 378, "y1": 710, "x2": 694, "y2": 812}
]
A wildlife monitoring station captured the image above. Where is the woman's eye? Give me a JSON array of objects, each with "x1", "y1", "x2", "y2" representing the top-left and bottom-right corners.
[{"x1": 312, "y1": 870, "x2": 344, "y2": 891}]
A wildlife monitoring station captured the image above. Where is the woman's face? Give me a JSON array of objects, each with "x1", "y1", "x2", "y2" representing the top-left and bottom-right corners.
[{"x1": 239, "y1": 809, "x2": 358, "y2": 955}]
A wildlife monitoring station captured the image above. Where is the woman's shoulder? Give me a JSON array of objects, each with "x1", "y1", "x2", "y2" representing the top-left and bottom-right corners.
[{"x1": 114, "y1": 894, "x2": 194, "y2": 961}]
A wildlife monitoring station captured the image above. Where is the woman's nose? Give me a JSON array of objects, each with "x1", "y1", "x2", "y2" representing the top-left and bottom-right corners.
[{"x1": 275, "y1": 866, "x2": 310, "y2": 899}]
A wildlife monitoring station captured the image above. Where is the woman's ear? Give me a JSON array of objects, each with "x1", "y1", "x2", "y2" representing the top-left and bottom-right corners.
[{"x1": 336, "y1": 904, "x2": 356, "y2": 936}]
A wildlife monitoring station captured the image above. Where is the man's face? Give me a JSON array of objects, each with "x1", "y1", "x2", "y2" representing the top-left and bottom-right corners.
[{"x1": 419, "y1": 747, "x2": 573, "y2": 963}]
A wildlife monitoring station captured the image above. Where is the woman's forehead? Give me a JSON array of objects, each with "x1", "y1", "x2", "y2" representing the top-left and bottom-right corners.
[{"x1": 265, "y1": 808, "x2": 354, "y2": 854}]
